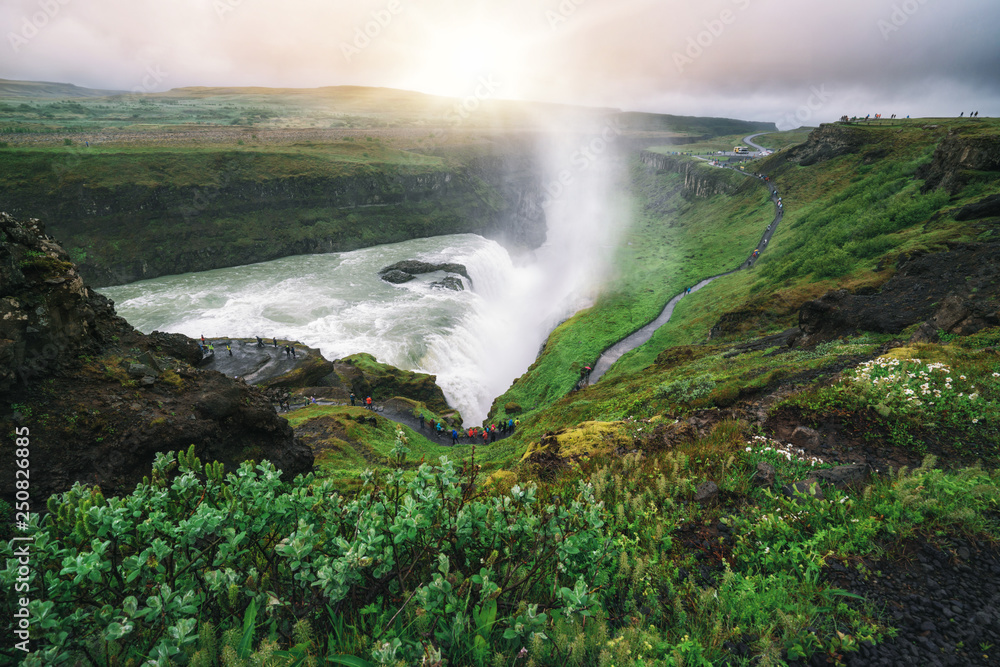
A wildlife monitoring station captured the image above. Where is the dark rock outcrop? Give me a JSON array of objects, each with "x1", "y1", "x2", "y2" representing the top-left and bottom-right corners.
[
  {"x1": 782, "y1": 478, "x2": 824, "y2": 501},
  {"x1": 430, "y1": 276, "x2": 464, "y2": 291},
  {"x1": 797, "y1": 242, "x2": 1000, "y2": 344},
  {"x1": 380, "y1": 269, "x2": 415, "y2": 284},
  {"x1": 694, "y1": 480, "x2": 719, "y2": 504},
  {"x1": 0, "y1": 213, "x2": 313, "y2": 501},
  {"x1": 917, "y1": 130, "x2": 1000, "y2": 194},
  {"x1": 954, "y1": 194, "x2": 1000, "y2": 221},
  {"x1": 751, "y1": 462, "x2": 776, "y2": 488},
  {"x1": 814, "y1": 463, "x2": 872, "y2": 490},
  {"x1": 378, "y1": 260, "x2": 472, "y2": 287},
  {"x1": 328, "y1": 353, "x2": 454, "y2": 416},
  {"x1": 784, "y1": 124, "x2": 874, "y2": 166},
  {"x1": 790, "y1": 425, "x2": 820, "y2": 449}
]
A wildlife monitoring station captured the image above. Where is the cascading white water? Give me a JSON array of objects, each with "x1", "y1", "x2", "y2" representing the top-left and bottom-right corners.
[
  {"x1": 102, "y1": 235, "x2": 536, "y2": 424},
  {"x1": 102, "y1": 122, "x2": 629, "y2": 425}
]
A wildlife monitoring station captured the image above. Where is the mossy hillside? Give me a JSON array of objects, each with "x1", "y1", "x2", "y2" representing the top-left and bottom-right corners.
[
  {"x1": 0, "y1": 142, "x2": 445, "y2": 190},
  {"x1": 487, "y1": 158, "x2": 774, "y2": 425},
  {"x1": 489, "y1": 120, "x2": 1000, "y2": 461},
  {"x1": 644, "y1": 128, "x2": 813, "y2": 157},
  {"x1": 646, "y1": 133, "x2": 750, "y2": 155},
  {"x1": 606, "y1": 120, "x2": 1000, "y2": 377},
  {"x1": 283, "y1": 404, "x2": 482, "y2": 485},
  {"x1": 336, "y1": 353, "x2": 455, "y2": 416},
  {"x1": 499, "y1": 334, "x2": 890, "y2": 454}
]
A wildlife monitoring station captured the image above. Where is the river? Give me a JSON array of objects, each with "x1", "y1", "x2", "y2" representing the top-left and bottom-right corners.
[{"x1": 101, "y1": 233, "x2": 591, "y2": 425}]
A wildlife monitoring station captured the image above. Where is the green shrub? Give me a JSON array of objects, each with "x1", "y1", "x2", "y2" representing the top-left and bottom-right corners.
[
  {"x1": 655, "y1": 374, "x2": 716, "y2": 403},
  {"x1": 1, "y1": 444, "x2": 615, "y2": 665}
]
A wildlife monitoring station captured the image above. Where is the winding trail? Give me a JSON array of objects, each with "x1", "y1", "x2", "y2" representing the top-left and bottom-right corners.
[
  {"x1": 588, "y1": 151, "x2": 783, "y2": 385},
  {"x1": 281, "y1": 398, "x2": 515, "y2": 447}
]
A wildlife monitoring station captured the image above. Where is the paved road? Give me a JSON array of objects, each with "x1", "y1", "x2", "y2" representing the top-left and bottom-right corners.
[
  {"x1": 743, "y1": 132, "x2": 773, "y2": 152},
  {"x1": 587, "y1": 158, "x2": 783, "y2": 385}
]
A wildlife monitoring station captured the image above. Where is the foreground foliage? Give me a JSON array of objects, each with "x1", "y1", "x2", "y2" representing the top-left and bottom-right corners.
[{"x1": 4, "y1": 430, "x2": 999, "y2": 665}]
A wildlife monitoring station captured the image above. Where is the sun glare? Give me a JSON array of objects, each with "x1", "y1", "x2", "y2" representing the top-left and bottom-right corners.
[{"x1": 409, "y1": 26, "x2": 514, "y2": 98}]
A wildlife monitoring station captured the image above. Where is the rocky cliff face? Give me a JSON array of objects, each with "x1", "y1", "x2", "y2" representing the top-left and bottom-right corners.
[
  {"x1": 0, "y1": 212, "x2": 313, "y2": 500},
  {"x1": 1, "y1": 147, "x2": 549, "y2": 287},
  {"x1": 783, "y1": 124, "x2": 876, "y2": 166},
  {"x1": 796, "y1": 241, "x2": 1000, "y2": 345},
  {"x1": 917, "y1": 128, "x2": 1000, "y2": 194},
  {"x1": 639, "y1": 151, "x2": 741, "y2": 198}
]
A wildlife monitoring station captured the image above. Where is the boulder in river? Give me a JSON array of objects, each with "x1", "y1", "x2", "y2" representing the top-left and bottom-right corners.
[
  {"x1": 380, "y1": 269, "x2": 415, "y2": 284},
  {"x1": 379, "y1": 260, "x2": 472, "y2": 287}
]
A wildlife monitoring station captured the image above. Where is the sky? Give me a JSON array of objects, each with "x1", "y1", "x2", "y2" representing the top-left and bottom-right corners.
[{"x1": 2, "y1": 0, "x2": 999, "y2": 125}]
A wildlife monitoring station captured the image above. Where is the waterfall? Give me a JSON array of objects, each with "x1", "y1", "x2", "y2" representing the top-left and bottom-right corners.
[{"x1": 101, "y1": 123, "x2": 631, "y2": 428}]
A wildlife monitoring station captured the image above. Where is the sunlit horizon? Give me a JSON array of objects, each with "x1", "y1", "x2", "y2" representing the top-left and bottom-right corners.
[{"x1": 1, "y1": 0, "x2": 998, "y2": 123}]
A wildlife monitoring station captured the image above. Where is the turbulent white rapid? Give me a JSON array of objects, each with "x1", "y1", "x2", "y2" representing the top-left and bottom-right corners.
[
  {"x1": 102, "y1": 235, "x2": 522, "y2": 424},
  {"x1": 103, "y1": 124, "x2": 629, "y2": 425}
]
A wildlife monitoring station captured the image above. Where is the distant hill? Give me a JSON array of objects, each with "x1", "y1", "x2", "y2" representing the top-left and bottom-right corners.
[
  {"x1": 617, "y1": 111, "x2": 776, "y2": 136},
  {"x1": 0, "y1": 78, "x2": 126, "y2": 98},
  {"x1": 0, "y1": 78, "x2": 768, "y2": 137}
]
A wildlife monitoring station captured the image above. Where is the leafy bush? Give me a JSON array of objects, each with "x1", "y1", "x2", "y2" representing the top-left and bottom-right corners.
[
  {"x1": 780, "y1": 353, "x2": 1000, "y2": 452},
  {"x1": 846, "y1": 356, "x2": 998, "y2": 432},
  {"x1": 655, "y1": 374, "x2": 716, "y2": 403},
  {"x1": 1, "y1": 442, "x2": 615, "y2": 666}
]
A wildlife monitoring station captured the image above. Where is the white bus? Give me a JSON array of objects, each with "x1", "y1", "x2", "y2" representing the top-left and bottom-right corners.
[{"x1": 734, "y1": 146, "x2": 750, "y2": 154}]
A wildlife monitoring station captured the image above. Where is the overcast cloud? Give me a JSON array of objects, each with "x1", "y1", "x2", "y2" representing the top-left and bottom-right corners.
[{"x1": 2, "y1": 0, "x2": 998, "y2": 124}]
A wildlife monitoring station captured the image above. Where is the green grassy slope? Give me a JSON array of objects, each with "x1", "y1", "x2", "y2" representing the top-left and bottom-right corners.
[
  {"x1": 487, "y1": 159, "x2": 774, "y2": 428},
  {"x1": 0, "y1": 141, "x2": 445, "y2": 190},
  {"x1": 489, "y1": 119, "x2": 1000, "y2": 453}
]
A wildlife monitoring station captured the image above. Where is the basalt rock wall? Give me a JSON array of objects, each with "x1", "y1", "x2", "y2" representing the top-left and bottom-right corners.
[
  {"x1": 639, "y1": 151, "x2": 743, "y2": 198},
  {"x1": 1, "y1": 147, "x2": 548, "y2": 287}
]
